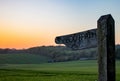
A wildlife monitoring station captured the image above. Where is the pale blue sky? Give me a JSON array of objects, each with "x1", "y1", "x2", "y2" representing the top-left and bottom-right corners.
[{"x1": 0, "y1": 0, "x2": 120, "y2": 48}]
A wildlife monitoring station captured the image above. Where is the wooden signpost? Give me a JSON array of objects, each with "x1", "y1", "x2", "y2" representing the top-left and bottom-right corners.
[
  {"x1": 55, "y1": 29, "x2": 97, "y2": 50},
  {"x1": 55, "y1": 14, "x2": 115, "y2": 81}
]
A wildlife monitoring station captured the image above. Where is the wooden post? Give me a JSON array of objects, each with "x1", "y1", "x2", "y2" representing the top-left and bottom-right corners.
[{"x1": 97, "y1": 14, "x2": 115, "y2": 81}]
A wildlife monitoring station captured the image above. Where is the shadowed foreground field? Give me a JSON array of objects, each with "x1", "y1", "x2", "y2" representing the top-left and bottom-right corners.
[{"x1": 0, "y1": 60, "x2": 120, "y2": 81}]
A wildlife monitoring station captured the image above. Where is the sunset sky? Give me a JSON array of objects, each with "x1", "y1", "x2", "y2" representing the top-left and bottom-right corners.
[{"x1": 0, "y1": 0, "x2": 120, "y2": 49}]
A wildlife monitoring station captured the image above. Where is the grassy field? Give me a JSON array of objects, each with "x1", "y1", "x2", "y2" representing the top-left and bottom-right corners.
[
  {"x1": 0, "y1": 53, "x2": 50, "y2": 64},
  {"x1": 0, "y1": 60, "x2": 120, "y2": 81}
]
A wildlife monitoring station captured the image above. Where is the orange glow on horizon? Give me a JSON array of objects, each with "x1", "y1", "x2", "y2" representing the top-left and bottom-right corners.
[
  {"x1": 0, "y1": 32, "x2": 56, "y2": 49},
  {"x1": 0, "y1": 27, "x2": 120, "y2": 49},
  {"x1": 0, "y1": 24, "x2": 56, "y2": 49},
  {"x1": 0, "y1": 21, "x2": 120, "y2": 49}
]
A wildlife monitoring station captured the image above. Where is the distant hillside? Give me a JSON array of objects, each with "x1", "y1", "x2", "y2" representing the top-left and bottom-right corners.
[
  {"x1": 116, "y1": 44, "x2": 120, "y2": 48},
  {"x1": 26, "y1": 46, "x2": 98, "y2": 62},
  {"x1": 0, "y1": 53, "x2": 51, "y2": 64},
  {"x1": 0, "y1": 45, "x2": 120, "y2": 64},
  {"x1": 116, "y1": 44, "x2": 120, "y2": 59}
]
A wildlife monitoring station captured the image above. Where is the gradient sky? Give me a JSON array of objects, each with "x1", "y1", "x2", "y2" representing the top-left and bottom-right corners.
[{"x1": 0, "y1": 0, "x2": 120, "y2": 49}]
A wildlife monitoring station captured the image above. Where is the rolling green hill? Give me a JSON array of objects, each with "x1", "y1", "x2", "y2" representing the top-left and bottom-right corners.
[
  {"x1": 0, "y1": 45, "x2": 119, "y2": 64},
  {"x1": 0, "y1": 53, "x2": 51, "y2": 64}
]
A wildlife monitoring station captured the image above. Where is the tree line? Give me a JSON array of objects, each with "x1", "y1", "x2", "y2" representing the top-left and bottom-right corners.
[{"x1": 0, "y1": 45, "x2": 120, "y2": 62}]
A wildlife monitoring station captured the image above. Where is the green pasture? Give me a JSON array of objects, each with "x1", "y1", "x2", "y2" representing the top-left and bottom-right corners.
[
  {"x1": 0, "y1": 53, "x2": 50, "y2": 64},
  {"x1": 0, "y1": 60, "x2": 120, "y2": 81}
]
